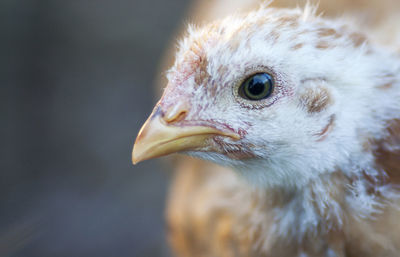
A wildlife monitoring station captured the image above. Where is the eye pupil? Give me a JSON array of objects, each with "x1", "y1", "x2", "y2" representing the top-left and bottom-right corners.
[
  {"x1": 239, "y1": 73, "x2": 274, "y2": 101},
  {"x1": 247, "y1": 77, "x2": 266, "y2": 96}
]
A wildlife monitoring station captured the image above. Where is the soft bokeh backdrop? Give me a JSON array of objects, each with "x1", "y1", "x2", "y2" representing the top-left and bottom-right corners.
[{"x1": 1, "y1": 0, "x2": 192, "y2": 256}]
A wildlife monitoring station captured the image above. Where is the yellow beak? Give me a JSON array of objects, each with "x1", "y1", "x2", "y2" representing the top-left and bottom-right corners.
[{"x1": 132, "y1": 107, "x2": 240, "y2": 164}]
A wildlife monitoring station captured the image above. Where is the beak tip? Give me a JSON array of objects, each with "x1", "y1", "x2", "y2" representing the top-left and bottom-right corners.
[
  {"x1": 132, "y1": 157, "x2": 138, "y2": 165},
  {"x1": 132, "y1": 146, "x2": 142, "y2": 165}
]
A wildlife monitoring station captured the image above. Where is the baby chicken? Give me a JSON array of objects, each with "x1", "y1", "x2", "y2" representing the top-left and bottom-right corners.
[{"x1": 133, "y1": 4, "x2": 400, "y2": 257}]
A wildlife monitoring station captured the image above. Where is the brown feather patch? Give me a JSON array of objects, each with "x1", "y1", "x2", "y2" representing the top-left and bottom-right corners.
[
  {"x1": 316, "y1": 40, "x2": 333, "y2": 49},
  {"x1": 317, "y1": 28, "x2": 342, "y2": 38},
  {"x1": 349, "y1": 32, "x2": 367, "y2": 47},
  {"x1": 291, "y1": 43, "x2": 304, "y2": 50},
  {"x1": 299, "y1": 85, "x2": 333, "y2": 113},
  {"x1": 373, "y1": 119, "x2": 400, "y2": 185},
  {"x1": 316, "y1": 114, "x2": 335, "y2": 141}
]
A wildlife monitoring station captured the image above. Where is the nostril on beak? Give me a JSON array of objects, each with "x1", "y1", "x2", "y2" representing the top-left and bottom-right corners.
[
  {"x1": 165, "y1": 110, "x2": 187, "y2": 123},
  {"x1": 163, "y1": 101, "x2": 190, "y2": 124}
]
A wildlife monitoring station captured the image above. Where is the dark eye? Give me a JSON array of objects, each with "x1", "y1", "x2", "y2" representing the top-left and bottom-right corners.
[{"x1": 239, "y1": 73, "x2": 274, "y2": 101}]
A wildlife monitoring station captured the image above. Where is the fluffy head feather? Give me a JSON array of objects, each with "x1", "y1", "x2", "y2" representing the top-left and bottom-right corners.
[{"x1": 161, "y1": 6, "x2": 400, "y2": 190}]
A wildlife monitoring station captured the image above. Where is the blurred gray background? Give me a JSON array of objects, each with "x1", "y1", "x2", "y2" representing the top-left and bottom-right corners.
[{"x1": 1, "y1": 0, "x2": 192, "y2": 256}]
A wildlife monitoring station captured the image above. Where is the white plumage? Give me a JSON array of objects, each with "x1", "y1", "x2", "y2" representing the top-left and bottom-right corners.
[{"x1": 133, "y1": 2, "x2": 400, "y2": 256}]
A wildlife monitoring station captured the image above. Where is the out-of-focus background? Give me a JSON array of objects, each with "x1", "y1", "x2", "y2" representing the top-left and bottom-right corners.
[
  {"x1": 4, "y1": 0, "x2": 400, "y2": 256},
  {"x1": 1, "y1": 0, "x2": 193, "y2": 256}
]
